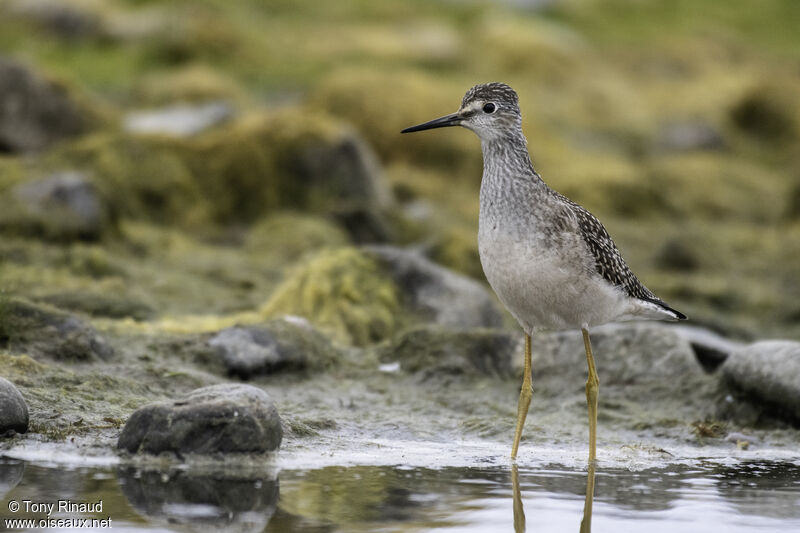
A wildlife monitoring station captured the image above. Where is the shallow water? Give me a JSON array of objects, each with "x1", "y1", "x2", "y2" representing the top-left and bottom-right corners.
[{"x1": 2, "y1": 456, "x2": 800, "y2": 532}]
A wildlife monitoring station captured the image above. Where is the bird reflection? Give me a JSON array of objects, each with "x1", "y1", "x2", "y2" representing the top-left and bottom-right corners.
[
  {"x1": 512, "y1": 464, "x2": 525, "y2": 532},
  {"x1": 580, "y1": 461, "x2": 596, "y2": 533},
  {"x1": 510, "y1": 461, "x2": 596, "y2": 533}
]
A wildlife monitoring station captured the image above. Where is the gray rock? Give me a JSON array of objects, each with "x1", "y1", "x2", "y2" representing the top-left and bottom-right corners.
[
  {"x1": 0, "y1": 377, "x2": 29, "y2": 436},
  {"x1": 6, "y1": 0, "x2": 101, "y2": 40},
  {"x1": 656, "y1": 120, "x2": 725, "y2": 152},
  {"x1": 722, "y1": 341, "x2": 800, "y2": 422},
  {"x1": 0, "y1": 57, "x2": 85, "y2": 153},
  {"x1": 365, "y1": 245, "x2": 505, "y2": 330},
  {"x1": 526, "y1": 322, "x2": 717, "y2": 434},
  {"x1": 124, "y1": 101, "x2": 234, "y2": 137},
  {"x1": 377, "y1": 325, "x2": 515, "y2": 377},
  {"x1": 11, "y1": 172, "x2": 108, "y2": 240},
  {"x1": 118, "y1": 466, "x2": 278, "y2": 533},
  {"x1": 534, "y1": 323, "x2": 703, "y2": 386},
  {"x1": 117, "y1": 384, "x2": 282, "y2": 455},
  {"x1": 2, "y1": 298, "x2": 114, "y2": 361},
  {"x1": 300, "y1": 130, "x2": 393, "y2": 243},
  {"x1": 208, "y1": 318, "x2": 336, "y2": 379}
]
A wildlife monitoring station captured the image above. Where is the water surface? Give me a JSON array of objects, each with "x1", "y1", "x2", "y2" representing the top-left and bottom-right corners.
[{"x1": 2, "y1": 456, "x2": 799, "y2": 532}]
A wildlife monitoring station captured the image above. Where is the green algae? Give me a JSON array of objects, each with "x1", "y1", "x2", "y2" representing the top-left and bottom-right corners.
[
  {"x1": 46, "y1": 131, "x2": 209, "y2": 227},
  {"x1": 261, "y1": 247, "x2": 405, "y2": 346},
  {"x1": 311, "y1": 68, "x2": 482, "y2": 177},
  {"x1": 0, "y1": 157, "x2": 27, "y2": 194},
  {"x1": 374, "y1": 325, "x2": 514, "y2": 377},
  {"x1": 151, "y1": 107, "x2": 388, "y2": 224},
  {"x1": 245, "y1": 211, "x2": 350, "y2": 261},
  {"x1": 0, "y1": 350, "x2": 164, "y2": 441},
  {"x1": 132, "y1": 64, "x2": 249, "y2": 106}
]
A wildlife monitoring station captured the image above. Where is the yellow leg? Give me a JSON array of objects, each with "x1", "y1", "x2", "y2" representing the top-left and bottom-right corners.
[
  {"x1": 511, "y1": 334, "x2": 533, "y2": 460},
  {"x1": 582, "y1": 327, "x2": 599, "y2": 465}
]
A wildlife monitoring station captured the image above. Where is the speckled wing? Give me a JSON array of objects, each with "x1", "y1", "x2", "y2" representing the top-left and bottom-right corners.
[{"x1": 562, "y1": 196, "x2": 684, "y2": 318}]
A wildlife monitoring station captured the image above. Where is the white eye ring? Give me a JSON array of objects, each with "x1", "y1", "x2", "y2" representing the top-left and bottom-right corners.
[{"x1": 483, "y1": 102, "x2": 497, "y2": 113}]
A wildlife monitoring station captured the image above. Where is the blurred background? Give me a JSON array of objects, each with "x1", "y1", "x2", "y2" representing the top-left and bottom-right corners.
[{"x1": 1, "y1": 0, "x2": 799, "y2": 340}]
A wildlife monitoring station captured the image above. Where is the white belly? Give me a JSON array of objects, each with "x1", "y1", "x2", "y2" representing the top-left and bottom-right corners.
[{"x1": 478, "y1": 229, "x2": 627, "y2": 332}]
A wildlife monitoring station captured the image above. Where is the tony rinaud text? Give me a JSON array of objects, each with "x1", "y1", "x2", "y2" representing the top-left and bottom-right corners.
[{"x1": 20, "y1": 500, "x2": 103, "y2": 516}]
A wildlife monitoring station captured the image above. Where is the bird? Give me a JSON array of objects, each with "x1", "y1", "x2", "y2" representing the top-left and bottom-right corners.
[{"x1": 401, "y1": 82, "x2": 686, "y2": 463}]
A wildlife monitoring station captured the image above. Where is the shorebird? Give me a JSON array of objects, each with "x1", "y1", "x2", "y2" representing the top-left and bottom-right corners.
[{"x1": 401, "y1": 82, "x2": 686, "y2": 463}]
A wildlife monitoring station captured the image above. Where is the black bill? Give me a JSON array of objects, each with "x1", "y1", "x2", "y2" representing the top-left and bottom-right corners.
[{"x1": 401, "y1": 113, "x2": 460, "y2": 134}]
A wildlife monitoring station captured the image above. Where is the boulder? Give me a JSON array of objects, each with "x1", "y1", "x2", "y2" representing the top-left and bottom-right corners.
[
  {"x1": 376, "y1": 325, "x2": 515, "y2": 377},
  {"x1": 208, "y1": 318, "x2": 338, "y2": 379},
  {"x1": 0, "y1": 377, "x2": 28, "y2": 436},
  {"x1": 0, "y1": 57, "x2": 86, "y2": 153},
  {"x1": 124, "y1": 101, "x2": 234, "y2": 137},
  {"x1": 534, "y1": 323, "x2": 703, "y2": 386},
  {"x1": 527, "y1": 323, "x2": 717, "y2": 434},
  {"x1": 1, "y1": 298, "x2": 114, "y2": 361},
  {"x1": 10, "y1": 171, "x2": 109, "y2": 240},
  {"x1": 365, "y1": 245, "x2": 505, "y2": 330},
  {"x1": 722, "y1": 341, "x2": 800, "y2": 422},
  {"x1": 117, "y1": 384, "x2": 282, "y2": 455}
]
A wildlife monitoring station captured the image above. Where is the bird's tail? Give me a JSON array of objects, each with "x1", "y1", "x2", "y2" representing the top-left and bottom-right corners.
[{"x1": 643, "y1": 298, "x2": 687, "y2": 321}]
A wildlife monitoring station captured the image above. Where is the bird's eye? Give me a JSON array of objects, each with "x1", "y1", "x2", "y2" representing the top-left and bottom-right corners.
[{"x1": 483, "y1": 103, "x2": 497, "y2": 114}]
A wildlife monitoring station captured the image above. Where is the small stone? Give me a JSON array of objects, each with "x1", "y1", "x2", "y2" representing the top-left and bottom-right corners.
[
  {"x1": 0, "y1": 57, "x2": 86, "y2": 153},
  {"x1": 12, "y1": 172, "x2": 108, "y2": 240},
  {"x1": 722, "y1": 341, "x2": 800, "y2": 422},
  {"x1": 656, "y1": 120, "x2": 725, "y2": 152},
  {"x1": 0, "y1": 377, "x2": 29, "y2": 436},
  {"x1": 209, "y1": 328, "x2": 286, "y2": 378},
  {"x1": 365, "y1": 245, "x2": 505, "y2": 330},
  {"x1": 117, "y1": 384, "x2": 282, "y2": 455},
  {"x1": 208, "y1": 319, "x2": 337, "y2": 379},
  {"x1": 124, "y1": 101, "x2": 234, "y2": 137}
]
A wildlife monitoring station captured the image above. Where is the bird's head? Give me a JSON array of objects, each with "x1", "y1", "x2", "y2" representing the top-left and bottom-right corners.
[{"x1": 401, "y1": 82, "x2": 522, "y2": 142}]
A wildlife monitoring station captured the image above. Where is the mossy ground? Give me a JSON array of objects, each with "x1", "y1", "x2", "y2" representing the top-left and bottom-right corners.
[{"x1": 0, "y1": 0, "x2": 799, "y2": 450}]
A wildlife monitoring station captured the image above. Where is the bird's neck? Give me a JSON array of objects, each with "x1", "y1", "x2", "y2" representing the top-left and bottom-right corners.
[{"x1": 480, "y1": 131, "x2": 543, "y2": 186}]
